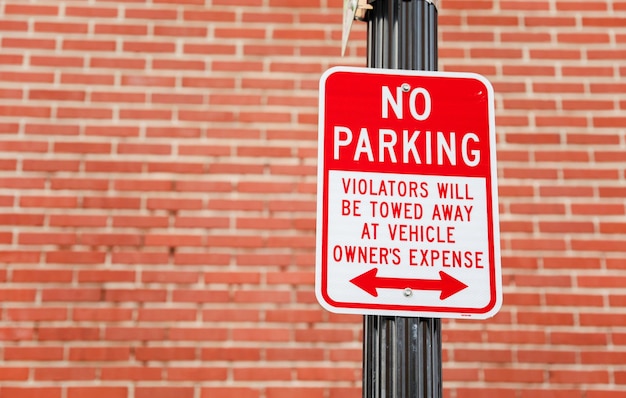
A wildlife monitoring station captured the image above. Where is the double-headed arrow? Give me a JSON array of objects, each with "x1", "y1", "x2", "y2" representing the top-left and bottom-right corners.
[{"x1": 350, "y1": 268, "x2": 468, "y2": 300}]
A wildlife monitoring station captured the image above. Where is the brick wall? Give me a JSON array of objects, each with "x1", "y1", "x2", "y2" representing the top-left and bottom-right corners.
[{"x1": 0, "y1": 0, "x2": 624, "y2": 397}]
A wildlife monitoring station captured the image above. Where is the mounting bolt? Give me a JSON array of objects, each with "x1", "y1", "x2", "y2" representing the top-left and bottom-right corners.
[
  {"x1": 401, "y1": 83, "x2": 411, "y2": 92},
  {"x1": 403, "y1": 288, "x2": 413, "y2": 297}
]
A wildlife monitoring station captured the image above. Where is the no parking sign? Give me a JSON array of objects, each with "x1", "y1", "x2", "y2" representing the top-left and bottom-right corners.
[{"x1": 315, "y1": 66, "x2": 502, "y2": 319}]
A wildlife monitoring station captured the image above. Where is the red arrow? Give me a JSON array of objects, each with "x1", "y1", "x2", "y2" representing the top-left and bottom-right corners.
[{"x1": 350, "y1": 268, "x2": 468, "y2": 300}]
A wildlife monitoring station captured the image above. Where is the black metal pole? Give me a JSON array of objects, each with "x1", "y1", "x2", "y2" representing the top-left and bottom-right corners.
[{"x1": 363, "y1": 1, "x2": 441, "y2": 397}]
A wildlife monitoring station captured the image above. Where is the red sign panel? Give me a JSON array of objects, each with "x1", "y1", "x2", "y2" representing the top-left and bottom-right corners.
[{"x1": 315, "y1": 66, "x2": 501, "y2": 319}]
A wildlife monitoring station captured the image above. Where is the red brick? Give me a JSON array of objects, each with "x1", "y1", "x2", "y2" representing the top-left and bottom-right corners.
[
  {"x1": 6, "y1": 308, "x2": 67, "y2": 322},
  {"x1": 20, "y1": 196, "x2": 78, "y2": 208},
  {"x1": 72, "y1": 308, "x2": 133, "y2": 322},
  {"x1": 484, "y1": 368, "x2": 545, "y2": 383},
  {"x1": 91, "y1": 57, "x2": 146, "y2": 70},
  {"x1": 454, "y1": 348, "x2": 513, "y2": 363},
  {"x1": 41, "y1": 289, "x2": 101, "y2": 303},
  {"x1": 154, "y1": 25, "x2": 207, "y2": 37},
  {"x1": 2, "y1": 37, "x2": 56, "y2": 50},
  {"x1": 0, "y1": 214, "x2": 45, "y2": 226},
  {"x1": 83, "y1": 196, "x2": 141, "y2": 209},
  {"x1": 4, "y1": 346, "x2": 64, "y2": 361},
  {"x1": 510, "y1": 203, "x2": 566, "y2": 215},
  {"x1": 269, "y1": 0, "x2": 320, "y2": 6},
  {"x1": 0, "y1": 326, "x2": 34, "y2": 341},
  {"x1": 35, "y1": 21, "x2": 87, "y2": 33},
  {"x1": 581, "y1": 275, "x2": 626, "y2": 289},
  {"x1": 137, "y1": 308, "x2": 197, "y2": 322},
  {"x1": 107, "y1": 287, "x2": 167, "y2": 302},
  {"x1": 151, "y1": 92, "x2": 204, "y2": 103},
  {"x1": 234, "y1": 367, "x2": 291, "y2": 381},
  {"x1": 135, "y1": 387, "x2": 194, "y2": 398},
  {"x1": 518, "y1": 311, "x2": 575, "y2": 326},
  {"x1": 61, "y1": 72, "x2": 115, "y2": 85},
  {"x1": 49, "y1": 214, "x2": 108, "y2": 227},
  {"x1": 204, "y1": 272, "x2": 261, "y2": 284},
  {"x1": 233, "y1": 328, "x2": 291, "y2": 342},
  {"x1": 546, "y1": 292, "x2": 604, "y2": 307},
  {"x1": 201, "y1": 388, "x2": 260, "y2": 398},
  {"x1": 147, "y1": 161, "x2": 205, "y2": 174},
  {"x1": 0, "y1": 20, "x2": 29, "y2": 31},
  {"x1": 267, "y1": 347, "x2": 324, "y2": 362},
  {"x1": 0, "y1": 367, "x2": 29, "y2": 380},
  {"x1": 50, "y1": 178, "x2": 108, "y2": 190},
  {"x1": 101, "y1": 367, "x2": 163, "y2": 381},
  {"x1": 202, "y1": 309, "x2": 260, "y2": 323},
  {"x1": 295, "y1": 328, "x2": 354, "y2": 343},
  {"x1": 64, "y1": 39, "x2": 117, "y2": 51},
  {"x1": 486, "y1": 330, "x2": 546, "y2": 345},
  {"x1": 167, "y1": 367, "x2": 228, "y2": 381},
  {"x1": 297, "y1": 366, "x2": 359, "y2": 381},
  {"x1": 11, "y1": 268, "x2": 72, "y2": 283},
  {"x1": 104, "y1": 327, "x2": 167, "y2": 342},
  {"x1": 539, "y1": 221, "x2": 594, "y2": 233},
  {"x1": 146, "y1": 127, "x2": 201, "y2": 138},
  {"x1": 169, "y1": 328, "x2": 229, "y2": 341},
  {"x1": 67, "y1": 387, "x2": 127, "y2": 398},
  {"x1": 266, "y1": 388, "x2": 325, "y2": 398},
  {"x1": 586, "y1": 391, "x2": 626, "y2": 398},
  {"x1": 141, "y1": 270, "x2": 199, "y2": 284},
  {"x1": 125, "y1": 8, "x2": 178, "y2": 20},
  {"x1": 112, "y1": 251, "x2": 169, "y2": 266},
  {"x1": 572, "y1": 239, "x2": 626, "y2": 252},
  {"x1": 69, "y1": 347, "x2": 130, "y2": 362},
  {"x1": 56, "y1": 142, "x2": 113, "y2": 155},
  {"x1": 521, "y1": 387, "x2": 583, "y2": 398},
  {"x1": 202, "y1": 347, "x2": 262, "y2": 361},
  {"x1": 172, "y1": 290, "x2": 230, "y2": 303},
  {"x1": 0, "y1": 71, "x2": 54, "y2": 83},
  {"x1": 234, "y1": 290, "x2": 290, "y2": 304},
  {"x1": 544, "y1": 257, "x2": 599, "y2": 271},
  {"x1": 145, "y1": 234, "x2": 203, "y2": 247},
  {"x1": 66, "y1": 5, "x2": 118, "y2": 17},
  {"x1": 244, "y1": 44, "x2": 295, "y2": 56},
  {"x1": 135, "y1": 347, "x2": 196, "y2": 361},
  {"x1": 95, "y1": 23, "x2": 147, "y2": 35},
  {"x1": 582, "y1": 350, "x2": 626, "y2": 365},
  {"x1": 0, "y1": 388, "x2": 62, "y2": 398},
  {"x1": 123, "y1": 40, "x2": 176, "y2": 53},
  {"x1": 39, "y1": 327, "x2": 100, "y2": 341},
  {"x1": 580, "y1": 313, "x2": 626, "y2": 327},
  {"x1": 78, "y1": 270, "x2": 135, "y2": 283},
  {"x1": 146, "y1": 198, "x2": 202, "y2": 210},
  {"x1": 550, "y1": 331, "x2": 607, "y2": 346},
  {"x1": 46, "y1": 251, "x2": 106, "y2": 265},
  {"x1": 57, "y1": 106, "x2": 112, "y2": 119}
]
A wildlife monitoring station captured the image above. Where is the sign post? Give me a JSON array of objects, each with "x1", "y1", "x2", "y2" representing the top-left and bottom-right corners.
[
  {"x1": 364, "y1": 4, "x2": 442, "y2": 397},
  {"x1": 316, "y1": 1, "x2": 501, "y2": 397}
]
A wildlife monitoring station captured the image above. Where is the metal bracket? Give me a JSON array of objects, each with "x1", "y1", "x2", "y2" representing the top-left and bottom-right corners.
[
  {"x1": 356, "y1": 0, "x2": 373, "y2": 20},
  {"x1": 341, "y1": 0, "x2": 373, "y2": 56}
]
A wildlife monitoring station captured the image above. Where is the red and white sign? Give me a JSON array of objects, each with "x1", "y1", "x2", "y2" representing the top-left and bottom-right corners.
[{"x1": 315, "y1": 66, "x2": 501, "y2": 319}]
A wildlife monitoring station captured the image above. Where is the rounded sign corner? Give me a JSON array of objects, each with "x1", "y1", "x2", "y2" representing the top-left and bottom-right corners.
[
  {"x1": 470, "y1": 72, "x2": 496, "y2": 101},
  {"x1": 320, "y1": 66, "x2": 356, "y2": 86},
  {"x1": 315, "y1": 286, "x2": 343, "y2": 315},
  {"x1": 476, "y1": 293, "x2": 503, "y2": 320},
  {"x1": 461, "y1": 70, "x2": 493, "y2": 87}
]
